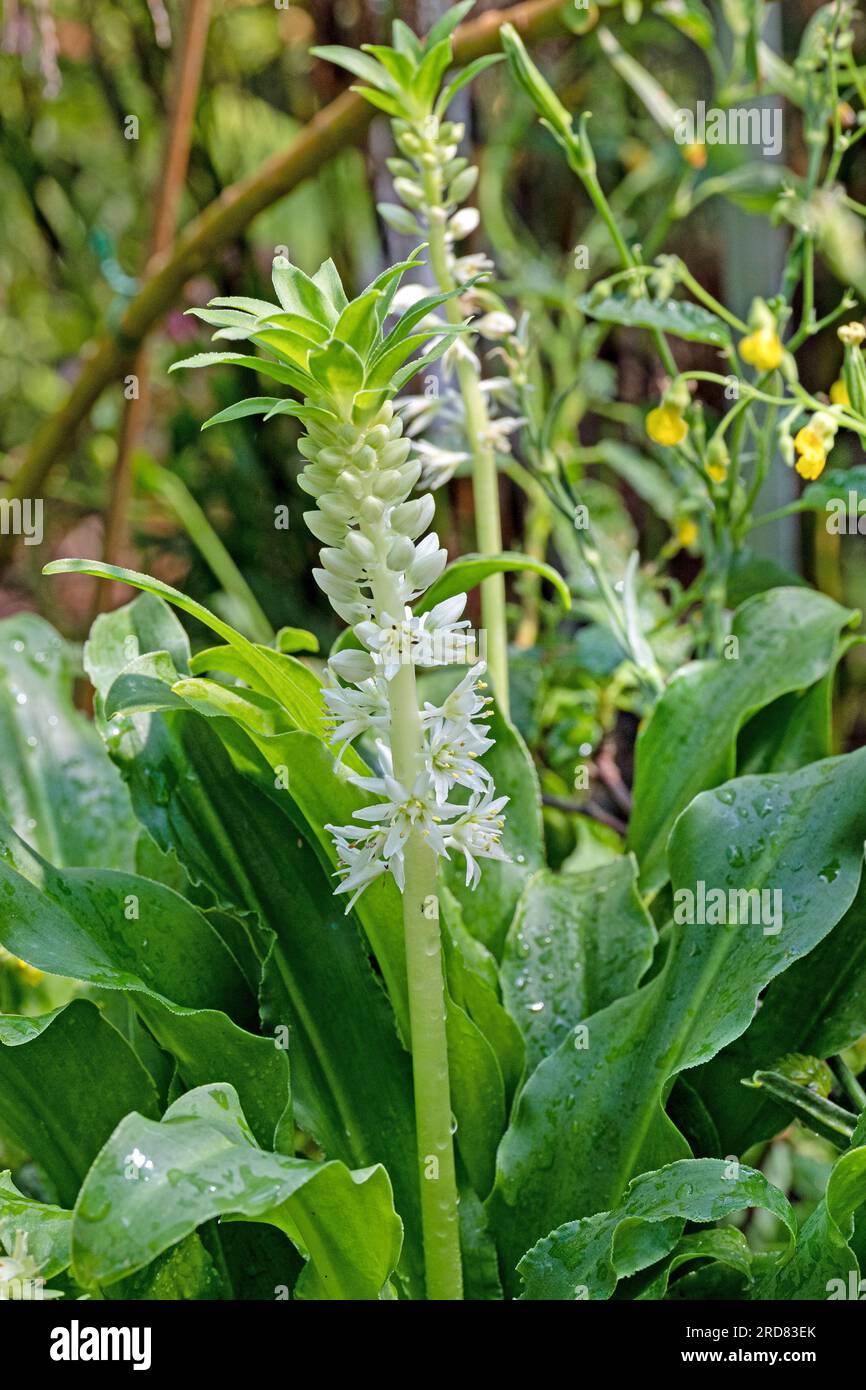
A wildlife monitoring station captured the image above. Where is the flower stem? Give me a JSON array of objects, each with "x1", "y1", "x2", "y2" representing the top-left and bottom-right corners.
[
  {"x1": 421, "y1": 166, "x2": 511, "y2": 715},
  {"x1": 377, "y1": 572, "x2": 463, "y2": 1300},
  {"x1": 398, "y1": 822, "x2": 464, "y2": 1300}
]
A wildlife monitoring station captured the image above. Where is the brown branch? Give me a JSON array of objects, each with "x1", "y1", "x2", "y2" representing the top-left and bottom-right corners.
[
  {"x1": 541, "y1": 793, "x2": 628, "y2": 836},
  {"x1": 1, "y1": 0, "x2": 567, "y2": 568},
  {"x1": 595, "y1": 741, "x2": 633, "y2": 815},
  {"x1": 98, "y1": 0, "x2": 212, "y2": 609}
]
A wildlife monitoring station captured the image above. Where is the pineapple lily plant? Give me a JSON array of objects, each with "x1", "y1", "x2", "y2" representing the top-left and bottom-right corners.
[{"x1": 1, "y1": 0, "x2": 866, "y2": 1307}]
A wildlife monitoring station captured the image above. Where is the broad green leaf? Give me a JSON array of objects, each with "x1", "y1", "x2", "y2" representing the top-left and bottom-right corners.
[
  {"x1": 726, "y1": 548, "x2": 808, "y2": 606},
  {"x1": 736, "y1": 634, "x2": 858, "y2": 775},
  {"x1": 502, "y1": 859, "x2": 655, "y2": 1075},
  {"x1": 71, "y1": 1084, "x2": 403, "y2": 1301},
  {"x1": 111, "y1": 1232, "x2": 227, "y2": 1301},
  {"x1": 693, "y1": 880, "x2": 866, "y2": 1154},
  {"x1": 627, "y1": 587, "x2": 857, "y2": 892},
  {"x1": 0, "y1": 1171, "x2": 72, "y2": 1279},
  {"x1": 85, "y1": 590, "x2": 190, "y2": 700},
  {"x1": 489, "y1": 748, "x2": 866, "y2": 1288},
  {"x1": 636, "y1": 1228, "x2": 756, "y2": 1299},
  {"x1": 185, "y1": 305, "x2": 261, "y2": 332},
  {"x1": 0, "y1": 815, "x2": 291, "y2": 1152},
  {"x1": 518, "y1": 1159, "x2": 795, "y2": 1300},
  {"x1": 274, "y1": 627, "x2": 319, "y2": 655},
  {"x1": 441, "y1": 891, "x2": 524, "y2": 1107},
  {"x1": 417, "y1": 551, "x2": 571, "y2": 613},
  {"x1": 0, "y1": 1001, "x2": 159, "y2": 1208},
  {"x1": 45, "y1": 560, "x2": 328, "y2": 739},
  {"x1": 0, "y1": 613, "x2": 136, "y2": 869},
  {"x1": 458, "y1": 1184, "x2": 503, "y2": 1300},
  {"x1": 442, "y1": 988, "x2": 505, "y2": 1198},
  {"x1": 578, "y1": 293, "x2": 732, "y2": 347},
  {"x1": 755, "y1": 1145, "x2": 866, "y2": 1299},
  {"x1": 593, "y1": 440, "x2": 679, "y2": 521},
  {"x1": 798, "y1": 465, "x2": 866, "y2": 515},
  {"x1": 208, "y1": 295, "x2": 282, "y2": 317}
]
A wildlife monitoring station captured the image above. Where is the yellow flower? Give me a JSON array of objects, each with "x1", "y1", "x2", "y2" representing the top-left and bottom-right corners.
[
  {"x1": 683, "y1": 142, "x2": 707, "y2": 169},
  {"x1": 646, "y1": 404, "x2": 688, "y2": 446},
  {"x1": 830, "y1": 378, "x2": 850, "y2": 407},
  {"x1": 739, "y1": 326, "x2": 784, "y2": 371},
  {"x1": 706, "y1": 462, "x2": 727, "y2": 484},
  {"x1": 794, "y1": 426, "x2": 828, "y2": 481},
  {"x1": 676, "y1": 518, "x2": 698, "y2": 548}
]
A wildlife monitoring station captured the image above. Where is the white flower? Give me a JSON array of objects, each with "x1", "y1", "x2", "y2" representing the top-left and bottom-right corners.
[
  {"x1": 485, "y1": 415, "x2": 527, "y2": 453},
  {"x1": 322, "y1": 672, "x2": 390, "y2": 754},
  {"x1": 390, "y1": 283, "x2": 428, "y2": 314},
  {"x1": 326, "y1": 824, "x2": 391, "y2": 910},
  {"x1": 445, "y1": 788, "x2": 511, "y2": 888},
  {"x1": 0, "y1": 1231, "x2": 64, "y2": 1301},
  {"x1": 355, "y1": 598, "x2": 476, "y2": 676},
  {"x1": 352, "y1": 771, "x2": 454, "y2": 859},
  {"x1": 442, "y1": 335, "x2": 481, "y2": 379},
  {"x1": 451, "y1": 251, "x2": 494, "y2": 282},
  {"x1": 449, "y1": 207, "x2": 480, "y2": 240},
  {"x1": 415, "y1": 439, "x2": 471, "y2": 488},
  {"x1": 475, "y1": 311, "x2": 517, "y2": 340},
  {"x1": 480, "y1": 376, "x2": 518, "y2": 402},
  {"x1": 427, "y1": 718, "x2": 493, "y2": 801},
  {"x1": 422, "y1": 663, "x2": 490, "y2": 725},
  {"x1": 406, "y1": 533, "x2": 448, "y2": 591},
  {"x1": 396, "y1": 393, "x2": 443, "y2": 437}
]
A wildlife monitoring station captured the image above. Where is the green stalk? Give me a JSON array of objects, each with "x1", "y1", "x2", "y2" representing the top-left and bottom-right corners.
[
  {"x1": 421, "y1": 166, "x2": 510, "y2": 715},
  {"x1": 375, "y1": 571, "x2": 463, "y2": 1301}
]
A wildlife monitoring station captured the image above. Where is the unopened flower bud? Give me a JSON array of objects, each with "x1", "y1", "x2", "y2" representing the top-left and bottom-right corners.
[
  {"x1": 391, "y1": 495, "x2": 435, "y2": 537},
  {"x1": 394, "y1": 178, "x2": 426, "y2": 210},
  {"x1": 387, "y1": 536, "x2": 416, "y2": 571},
  {"x1": 475, "y1": 311, "x2": 517, "y2": 340},
  {"x1": 344, "y1": 531, "x2": 376, "y2": 564},
  {"x1": 449, "y1": 207, "x2": 480, "y2": 240},
  {"x1": 329, "y1": 649, "x2": 377, "y2": 683}
]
